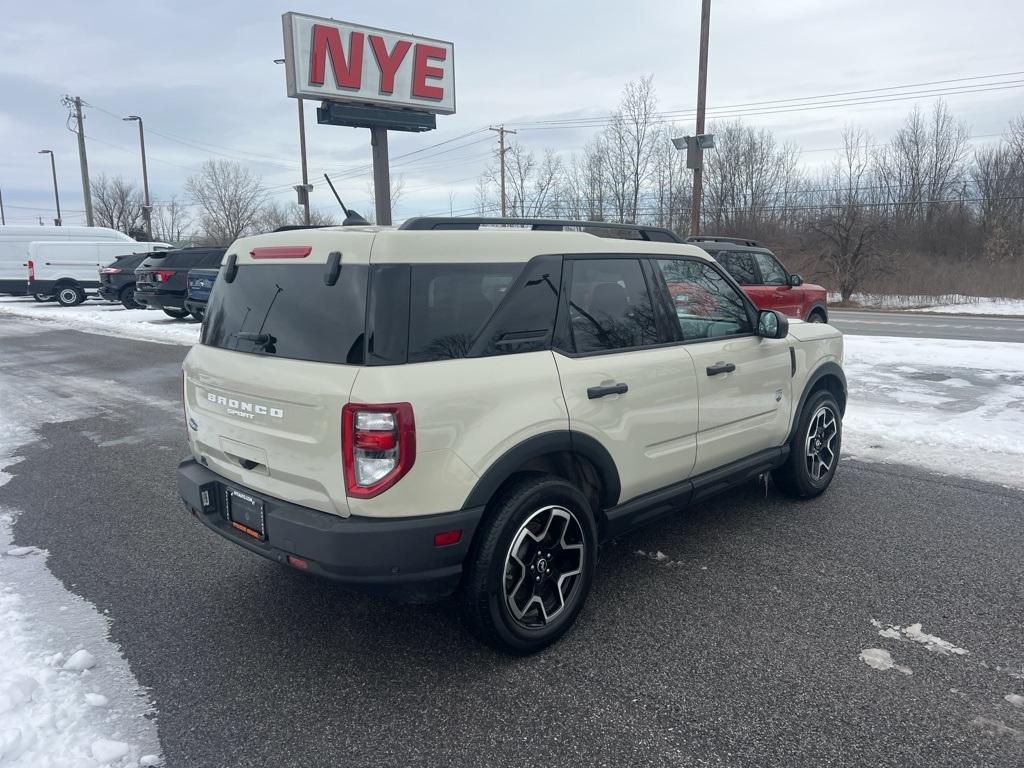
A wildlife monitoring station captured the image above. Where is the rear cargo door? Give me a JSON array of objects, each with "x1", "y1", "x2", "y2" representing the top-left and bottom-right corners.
[{"x1": 184, "y1": 256, "x2": 369, "y2": 516}]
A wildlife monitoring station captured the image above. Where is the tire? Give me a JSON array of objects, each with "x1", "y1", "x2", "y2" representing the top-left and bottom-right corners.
[
  {"x1": 162, "y1": 307, "x2": 190, "y2": 319},
  {"x1": 773, "y1": 389, "x2": 842, "y2": 499},
  {"x1": 190, "y1": 308, "x2": 205, "y2": 322},
  {"x1": 56, "y1": 285, "x2": 86, "y2": 307},
  {"x1": 32, "y1": 293, "x2": 53, "y2": 303},
  {"x1": 807, "y1": 309, "x2": 827, "y2": 323},
  {"x1": 460, "y1": 475, "x2": 597, "y2": 654},
  {"x1": 120, "y1": 286, "x2": 142, "y2": 310}
]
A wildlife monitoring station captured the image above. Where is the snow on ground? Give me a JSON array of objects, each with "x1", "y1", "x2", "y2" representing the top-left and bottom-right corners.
[
  {"x1": 844, "y1": 335, "x2": 1024, "y2": 489},
  {"x1": 871, "y1": 619, "x2": 969, "y2": 656},
  {"x1": 829, "y1": 292, "x2": 1024, "y2": 316},
  {"x1": 859, "y1": 648, "x2": 912, "y2": 675},
  {"x1": 0, "y1": 322, "x2": 161, "y2": 766},
  {"x1": 0, "y1": 296, "x2": 199, "y2": 346}
]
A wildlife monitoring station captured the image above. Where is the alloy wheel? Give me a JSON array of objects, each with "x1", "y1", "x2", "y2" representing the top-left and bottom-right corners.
[
  {"x1": 805, "y1": 405, "x2": 838, "y2": 482},
  {"x1": 503, "y1": 505, "x2": 585, "y2": 628}
]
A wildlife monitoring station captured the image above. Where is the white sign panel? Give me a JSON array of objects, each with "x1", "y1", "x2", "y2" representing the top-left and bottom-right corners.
[{"x1": 282, "y1": 12, "x2": 455, "y2": 115}]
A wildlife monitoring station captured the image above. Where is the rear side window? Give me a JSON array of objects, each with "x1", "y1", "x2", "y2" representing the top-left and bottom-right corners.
[
  {"x1": 202, "y1": 264, "x2": 367, "y2": 365},
  {"x1": 716, "y1": 251, "x2": 758, "y2": 284},
  {"x1": 567, "y1": 258, "x2": 658, "y2": 353},
  {"x1": 407, "y1": 263, "x2": 521, "y2": 362}
]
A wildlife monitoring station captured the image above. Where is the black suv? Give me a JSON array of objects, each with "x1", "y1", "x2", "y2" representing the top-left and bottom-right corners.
[
  {"x1": 135, "y1": 247, "x2": 225, "y2": 319},
  {"x1": 99, "y1": 251, "x2": 155, "y2": 309}
]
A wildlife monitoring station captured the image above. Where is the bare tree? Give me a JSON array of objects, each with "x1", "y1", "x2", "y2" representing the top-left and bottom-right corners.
[
  {"x1": 257, "y1": 200, "x2": 339, "y2": 231},
  {"x1": 185, "y1": 160, "x2": 267, "y2": 245},
  {"x1": 498, "y1": 143, "x2": 562, "y2": 217},
  {"x1": 363, "y1": 176, "x2": 406, "y2": 223},
  {"x1": 91, "y1": 175, "x2": 143, "y2": 236},
  {"x1": 809, "y1": 126, "x2": 888, "y2": 300},
  {"x1": 150, "y1": 196, "x2": 193, "y2": 244},
  {"x1": 603, "y1": 76, "x2": 659, "y2": 222}
]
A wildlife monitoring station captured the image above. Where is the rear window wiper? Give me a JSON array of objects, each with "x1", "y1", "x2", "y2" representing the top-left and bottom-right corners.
[{"x1": 232, "y1": 331, "x2": 273, "y2": 347}]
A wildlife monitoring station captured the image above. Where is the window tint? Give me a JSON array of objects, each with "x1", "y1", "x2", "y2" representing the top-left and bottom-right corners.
[
  {"x1": 654, "y1": 258, "x2": 753, "y2": 340},
  {"x1": 203, "y1": 263, "x2": 367, "y2": 364},
  {"x1": 407, "y1": 263, "x2": 521, "y2": 362},
  {"x1": 472, "y1": 255, "x2": 562, "y2": 357},
  {"x1": 716, "y1": 251, "x2": 758, "y2": 284},
  {"x1": 567, "y1": 258, "x2": 658, "y2": 353},
  {"x1": 752, "y1": 252, "x2": 788, "y2": 285}
]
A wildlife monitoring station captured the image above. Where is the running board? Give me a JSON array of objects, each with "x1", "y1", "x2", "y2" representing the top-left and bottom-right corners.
[{"x1": 601, "y1": 447, "x2": 788, "y2": 541}]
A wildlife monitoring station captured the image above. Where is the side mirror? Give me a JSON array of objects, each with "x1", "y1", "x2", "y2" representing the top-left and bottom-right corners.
[
  {"x1": 757, "y1": 309, "x2": 789, "y2": 339},
  {"x1": 789, "y1": 274, "x2": 803, "y2": 287}
]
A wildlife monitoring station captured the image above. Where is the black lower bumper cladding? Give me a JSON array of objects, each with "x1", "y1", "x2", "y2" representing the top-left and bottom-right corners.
[{"x1": 176, "y1": 458, "x2": 483, "y2": 602}]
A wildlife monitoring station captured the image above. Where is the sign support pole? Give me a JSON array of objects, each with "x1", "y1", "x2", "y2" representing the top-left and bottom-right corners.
[{"x1": 371, "y1": 126, "x2": 392, "y2": 226}]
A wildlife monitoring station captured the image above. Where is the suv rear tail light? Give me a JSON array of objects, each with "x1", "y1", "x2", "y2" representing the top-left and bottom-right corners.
[
  {"x1": 154, "y1": 270, "x2": 174, "y2": 283},
  {"x1": 100, "y1": 267, "x2": 121, "y2": 275},
  {"x1": 341, "y1": 403, "x2": 415, "y2": 498},
  {"x1": 27, "y1": 260, "x2": 34, "y2": 281}
]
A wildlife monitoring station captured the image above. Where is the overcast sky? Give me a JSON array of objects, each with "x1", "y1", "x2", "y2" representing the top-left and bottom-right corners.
[{"x1": 1, "y1": 0, "x2": 1022, "y2": 226}]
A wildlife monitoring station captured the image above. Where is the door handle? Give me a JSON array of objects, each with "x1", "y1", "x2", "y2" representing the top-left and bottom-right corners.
[
  {"x1": 706, "y1": 362, "x2": 736, "y2": 376},
  {"x1": 587, "y1": 383, "x2": 628, "y2": 399}
]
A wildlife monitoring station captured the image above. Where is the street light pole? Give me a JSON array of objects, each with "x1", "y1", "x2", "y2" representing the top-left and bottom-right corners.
[
  {"x1": 124, "y1": 116, "x2": 152, "y2": 239},
  {"x1": 275, "y1": 58, "x2": 311, "y2": 226},
  {"x1": 38, "y1": 150, "x2": 61, "y2": 226},
  {"x1": 691, "y1": 0, "x2": 712, "y2": 236}
]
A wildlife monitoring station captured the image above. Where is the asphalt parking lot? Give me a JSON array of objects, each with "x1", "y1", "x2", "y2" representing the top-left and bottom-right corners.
[{"x1": 2, "y1": 321, "x2": 1023, "y2": 768}]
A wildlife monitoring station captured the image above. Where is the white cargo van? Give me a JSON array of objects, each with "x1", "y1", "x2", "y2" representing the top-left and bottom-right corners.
[
  {"x1": 26, "y1": 240, "x2": 172, "y2": 306},
  {"x1": 0, "y1": 225, "x2": 134, "y2": 297}
]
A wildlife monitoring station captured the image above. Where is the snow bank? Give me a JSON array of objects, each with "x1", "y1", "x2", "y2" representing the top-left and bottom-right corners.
[
  {"x1": 829, "y1": 292, "x2": 1024, "y2": 316},
  {"x1": 0, "y1": 322, "x2": 162, "y2": 766},
  {"x1": 844, "y1": 335, "x2": 1024, "y2": 489},
  {"x1": 0, "y1": 296, "x2": 199, "y2": 346}
]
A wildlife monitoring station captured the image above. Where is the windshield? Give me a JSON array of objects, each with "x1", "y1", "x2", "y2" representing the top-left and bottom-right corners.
[{"x1": 202, "y1": 263, "x2": 368, "y2": 365}]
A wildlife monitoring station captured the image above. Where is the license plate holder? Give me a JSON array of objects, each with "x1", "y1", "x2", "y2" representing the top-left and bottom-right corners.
[{"x1": 226, "y1": 488, "x2": 266, "y2": 540}]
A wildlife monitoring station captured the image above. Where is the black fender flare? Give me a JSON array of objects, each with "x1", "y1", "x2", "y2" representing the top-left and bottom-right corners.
[
  {"x1": 461, "y1": 431, "x2": 621, "y2": 510},
  {"x1": 805, "y1": 302, "x2": 829, "y2": 321},
  {"x1": 787, "y1": 362, "x2": 847, "y2": 443}
]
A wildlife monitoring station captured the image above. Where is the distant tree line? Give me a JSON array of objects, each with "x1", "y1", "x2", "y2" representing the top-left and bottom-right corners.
[{"x1": 474, "y1": 77, "x2": 1024, "y2": 299}]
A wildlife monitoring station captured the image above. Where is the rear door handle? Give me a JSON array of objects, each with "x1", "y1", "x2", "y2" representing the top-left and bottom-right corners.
[
  {"x1": 587, "y1": 383, "x2": 628, "y2": 399},
  {"x1": 706, "y1": 362, "x2": 736, "y2": 376}
]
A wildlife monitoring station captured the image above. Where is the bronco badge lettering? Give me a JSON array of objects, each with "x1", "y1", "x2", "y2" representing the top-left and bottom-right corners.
[{"x1": 207, "y1": 392, "x2": 284, "y2": 418}]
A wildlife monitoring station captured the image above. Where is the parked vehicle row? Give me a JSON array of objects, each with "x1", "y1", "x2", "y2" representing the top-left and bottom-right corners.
[{"x1": 135, "y1": 248, "x2": 225, "y2": 318}]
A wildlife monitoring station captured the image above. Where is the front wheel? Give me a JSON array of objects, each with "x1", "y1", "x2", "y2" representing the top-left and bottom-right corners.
[
  {"x1": 162, "y1": 307, "x2": 190, "y2": 319},
  {"x1": 460, "y1": 476, "x2": 597, "y2": 654},
  {"x1": 32, "y1": 293, "x2": 53, "y2": 303},
  {"x1": 807, "y1": 310, "x2": 827, "y2": 323},
  {"x1": 773, "y1": 389, "x2": 842, "y2": 498}
]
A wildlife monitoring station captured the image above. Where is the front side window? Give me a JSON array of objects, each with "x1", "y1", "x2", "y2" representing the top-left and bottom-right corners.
[
  {"x1": 716, "y1": 251, "x2": 758, "y2": 285},
  {"x1": 752, "y1": 252, "x2": 788, "y2": 285},
  {"x1": 407, "y1": 263, "x2": 521, "y2": 362},
  {"x1": 567, "y1": 258, "x2": 658, "y2": 353},
  {"x1": 654, "y1": 258, "x2": 753, "y2": 340}
]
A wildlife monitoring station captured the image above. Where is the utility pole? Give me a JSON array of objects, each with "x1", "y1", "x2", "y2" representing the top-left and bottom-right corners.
[
  {"x1": 64, "y1": 96, "x2": 94, "y2": 226},
  {"x1": 691, "y1": 0, "x2": 712, "y2": 236},
  {"x1": 297, "y1": 98, "x2": 311, "y2": 226},
  {"x1": 0, "y1": 187, "x2": 5, "y2": 225},
  {"x1": 489, "y1": 125, "x2": 516, "y2": 217},
  {"x1": 124, "y1": 116, "x2": 151, "y2": 239},
  {"x1": 38, "y1": 150, "x2": 61, "y2": 225}
]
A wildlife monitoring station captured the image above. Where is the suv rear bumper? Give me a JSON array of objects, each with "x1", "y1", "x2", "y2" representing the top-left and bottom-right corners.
[
  {"x1": 135, "y1": 289, "x2": 185, "y2": 310},
  {"x1": 177, "y1": 458, "x2": 483, "y2": 602}
]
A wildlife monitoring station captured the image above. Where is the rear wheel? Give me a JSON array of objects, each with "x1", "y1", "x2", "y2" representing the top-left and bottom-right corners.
[
  {"x1": 807, "y1": 309, "x2": 827, "y2": 323},
  {"x1": 120, "y1": 286, "x2": 142, "y2": 310},
  {"x1": 773, "y1": 389, "x2": 842, "y2": 498},
  {"x1": 460, "y1": 476, "x2": 597, "y2": 654},
  {"x1": 32, "y1": 293, "x2": 53, "y2": 302},
  {"x1": 56, "y1": 285, "x2": 86, "y2": 307},
  {"x1": 162, "y1": 307, "x2": 190, "y2": 319}
]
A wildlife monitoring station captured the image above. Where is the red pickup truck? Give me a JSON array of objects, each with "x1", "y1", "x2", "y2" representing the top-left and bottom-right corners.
[{"x1": 688, "y1": 236, "x2": 829, "y2": 323}]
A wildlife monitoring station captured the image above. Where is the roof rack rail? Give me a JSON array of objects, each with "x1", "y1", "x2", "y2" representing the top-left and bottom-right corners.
[
  {"x1": 400, "y1": 217, "x2": 683, "y2": 243},
  {"x1": 684, "y1": 235, "x2": 761, "y2": 247}
]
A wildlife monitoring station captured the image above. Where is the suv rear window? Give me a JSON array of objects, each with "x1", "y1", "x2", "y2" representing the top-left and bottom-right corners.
[
  {"x1": 202, "y1": 264, "x2": 367, "y2": 365},
  {"x1": 407, "y1": 263, "x2": 521, "y2": 362}
]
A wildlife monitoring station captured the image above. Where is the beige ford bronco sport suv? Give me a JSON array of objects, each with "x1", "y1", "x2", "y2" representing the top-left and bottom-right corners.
[{"x1": 177, "y1": 217, "x2": 845, "y2": 654}]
